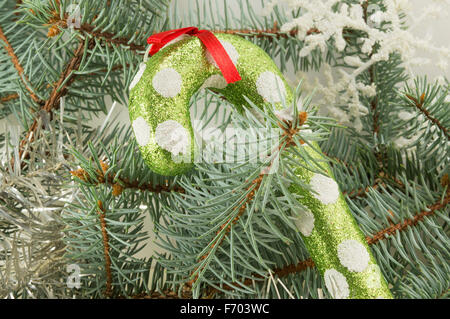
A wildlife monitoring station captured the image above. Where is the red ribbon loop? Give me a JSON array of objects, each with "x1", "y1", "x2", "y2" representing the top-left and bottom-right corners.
[{"x1": 147, "y1": 27, "x2": 241, "y2": 84}]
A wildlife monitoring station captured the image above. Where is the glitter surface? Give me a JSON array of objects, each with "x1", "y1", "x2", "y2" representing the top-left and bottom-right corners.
[
  {"x1": 289, "y1": 145, "x2": 393, "y2": 298},
  {"x1": 128, "y1": 33, "x2": 292, "y2": 175},
  {"x1": 128, "y1": 33, "x2": 393, "y2": 299}
]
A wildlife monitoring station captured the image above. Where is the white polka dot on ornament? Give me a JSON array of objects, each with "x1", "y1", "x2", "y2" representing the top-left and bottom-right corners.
[
  {"x1": 200, "y1": 74, "x2": 228, "y2": 90},
  {"x1": 155, "y1": 120, "x2": 190, "y2": 156},
  {"x1": 206, "y1": 40, "x2": 239, "y2": 68},
  {"x1": 294, "y1": 207, "x2": 315, "y2": 237},
  {"x1": 132, "y1": 116, "x2": 151, "y2": 147},
  {"x1": 256, "y1": 71, "x2": 286, "y2": 103},
  {"x1": 324, "y1": 269, "x2": 349, "y2": 299},
  {"x1": 337, "y1": 239, "x2": 370, "y2": 272},
  {"x1": 152, "y1": 68, "x2": 182, "y2": 98},
  {"x1": 309, "y1": 173, "x2": 340, "y2": 205}
]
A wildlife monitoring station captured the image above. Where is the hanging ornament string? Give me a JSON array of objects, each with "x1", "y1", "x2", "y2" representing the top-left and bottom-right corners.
[{"x1": 147, "y1": 27, "x2": 242, "y2": 84}]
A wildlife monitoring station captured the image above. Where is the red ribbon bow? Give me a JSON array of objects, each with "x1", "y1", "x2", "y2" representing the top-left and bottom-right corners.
[{"x1": 147, "y1": 27, "x2": 241, "y2": 84}]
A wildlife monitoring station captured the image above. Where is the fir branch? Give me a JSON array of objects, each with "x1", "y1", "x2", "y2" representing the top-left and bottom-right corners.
[
  {"x1": 323, "y1": 151, "x2": 356, "y2": 172},
  {"x1": 366, "y1": 194, "x2": 450, "y2": 245},
  {"x1": 0, "y1": 25, "x2": 43, "y2": 105},
  {"x1": 67, "y1": 21, "x2": 319, "y2": 56},
  {"x1": 207, "y1": 257, "x2": 316, "y2": 296},
  {"x1": 70, "y1": 161, "x2": 185, "y2": 195},
  {"x1": 0, "y1": 93, "x2": 18, "y2": 103},
  {"x1": 406, "y1": 93, "x2": 449, "y2": 140},
  {"x1": 188, "y1": 112, "x2": 309, "y2": 287},
  {"x1": 343, "y1": 172, "x2": 405, "y2": 200},
  {"x1": 96, "y1": 200, "x2": 112, "y2": 297},
  {"x1": 343, "y1": 177, "x2": 384, "y2": 199},
  {"x1": 254, "y1": 194, "x2": 450, "y2": 281},
  {"x1": 77, "y1": 23, "x2": 146, "y2": 52},
  {"x1": 213, "y1": 22, "x2": 319, "y2": 38},
  {"x1": 187, "y1": 172, "x2": 265, "y2": 287},
  {"x1": 12, "y1": 38, "x2": 94, "y2": 169},
  {"x1": 42, "y1": 39, "x2": 94, "y2": 113}
]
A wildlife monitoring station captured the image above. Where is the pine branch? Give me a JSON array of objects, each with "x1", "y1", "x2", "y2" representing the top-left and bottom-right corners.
[
  {"x1": 343, "y1": 177, "x2": 384, "y2": 199},
  {"x1": 42, "y1": 39, "x2": 94, "y2": 113},
  {"x1": 62, "y1": 20, "x2": 320, "y2": 57},
  {"x1": 11, "y1": 38, "x2": 94, "y2": 169},
  {"x1": 0, "y1": 93, "x2": 18, "y2": 103},
  {"x1": 366, "y1": 194, "x2": 450, "y2": 245},
  {"x1": 0, "y1": 25, "x2": 43, "y2": 105},
  {"x1": 70, "y1": 161, "x2": 185, "y2": 196},
  {"x1": 254, "y1": 193, "x2": 450, "y2": 281},
  {"x1": 97, "y1": 200, "x2": 112, "y2": 297},
  {"x1": 77, "y1": 23, "x2": 146, "y2": 52},
  {"x1": 213, "y1": 22, "x2": 319, "y2": 38},
  {"x1": 406, "y1": 93, "x2": 449, "y2": 140},
  {"x1": 343, "y1": 172, "x2": 405, "y2": 200},
  {"x1": 187, "y1": 112, "x2": 309, "y2": 287}
]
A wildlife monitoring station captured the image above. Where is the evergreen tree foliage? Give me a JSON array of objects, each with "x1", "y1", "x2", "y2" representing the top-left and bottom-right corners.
[{"x1": 0, "y1": 0, "x2": 448, "y2": 299}]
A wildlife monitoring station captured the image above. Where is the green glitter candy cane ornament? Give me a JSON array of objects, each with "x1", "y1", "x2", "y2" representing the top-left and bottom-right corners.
[{"x1": 128, "y1": 27, "x2": 393, "y2": 299}]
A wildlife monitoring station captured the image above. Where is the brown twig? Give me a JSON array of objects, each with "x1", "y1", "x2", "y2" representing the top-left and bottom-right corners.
[
  {"x1": 366, "y1": 194, "x2": 450, "y2": 245},
  {"x1": 76, "y1": 21, "x2": 319, "y2": 54},
  {"x1": 0, "y1": 25, "x2": 43, "y2": 105},
  {"x1": 342, "y1": 172, "x2": 405, "y2": 200},
  {"x1": 406, "y1": 93, "x2": 449, "y2": 140},
  {"x1": 0, "y1": 93, "x2": 19, "y2": 103},
  {"x1": 77, "y1": 23, "x2": 146, "y2": 52},
  {"x1": 43, "y1": 39, "x2": 94, "y2": 112},
  {"x1": 97, "y1": 200, "x2": 112, "y2": 297},
  {"x1": 11, "y1": 39, "x2": 94, "y2": 170},
  {"x1": 343, "y1": 178, "x2": 384, "y2": 199},
  {"x1": 70, "y1": 161, "x2": 185, "y2": 195},
  {"x1": 214, "y1": 22, "x2": 319, "y2": 38}
]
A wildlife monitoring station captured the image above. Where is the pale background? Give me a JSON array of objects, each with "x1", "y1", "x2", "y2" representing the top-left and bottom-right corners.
[{"x1": 0, "y1": 0, "x2": 448, "y2": 259}]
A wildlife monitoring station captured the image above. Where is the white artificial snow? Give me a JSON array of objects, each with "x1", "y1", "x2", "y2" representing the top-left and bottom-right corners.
[
  {"x1": 152, "y1": 68, "x2": 182, "y2": 98},
  {"x1": 132, "y1": 116, "x2": 151, "y2": 147},
  {"x1": 309, "y1": 173, "x2": 340, "y2": 205},
  {"x1": 206, "y1": 40, "x2": 239, "y2": 68},
  {"x1": 324, "y1": 269, "x2": 349, "y2": 299},
  {"x1": 270, "y1": 0, "x2": 450, "y2": 131},
  {"x1": 200, "y1": 74, "x2": 228, "y2": 90},
  {"x1": 155, "y1": 120, "x2": 190, "y2": 156},
  {"x1": 129, "y1": 62, "x2": 147, "y2": 91},
  {"x1": 337, "y1": 239, "x2": 370, "y2": 272},
  {"x1": 294, "y1": 207, "x2": 315, "y2": 237},
  {"x1": 356, "y1": 82, "x2": 377, "y2": 98},
  {"x1": 344, "y1": 56, "x2": 364, "y2": 67},
  {"x1": 256, "y1": 71, "x2": 286, "y2": 103}
]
